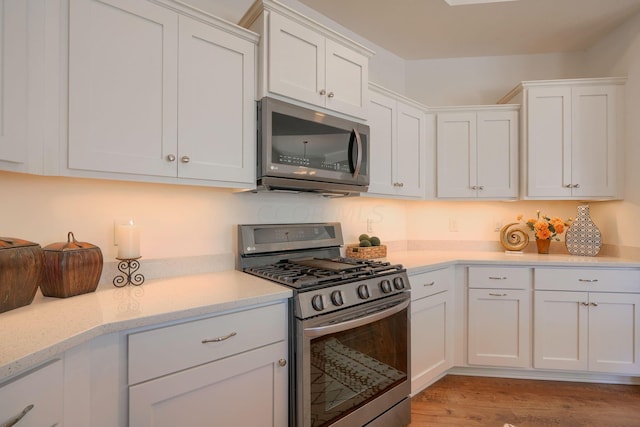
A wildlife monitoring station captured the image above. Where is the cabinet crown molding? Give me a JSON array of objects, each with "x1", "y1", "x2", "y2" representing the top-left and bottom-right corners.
[
  {"x1": 239, "y1": 0, "x2": 375, "y2": 57},
  {"x1": 498, "y1": 76, "x2": 627, "y2": 104}
]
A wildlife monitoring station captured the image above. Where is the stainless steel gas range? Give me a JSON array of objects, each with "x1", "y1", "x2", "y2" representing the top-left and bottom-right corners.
[{"x1": 237, "y1": 222, "x2": 411, "y2": 427}]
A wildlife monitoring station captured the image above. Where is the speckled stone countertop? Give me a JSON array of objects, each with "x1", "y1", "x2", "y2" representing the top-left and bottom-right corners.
[
  {"x1": 0, "y1": 270, "x2": 291, "y2": 382},
  {"x1": 384, "y1": 250, "x2": 640, "y2": 273},
  {"x1": 2, "y1": 250, "x2": 639, "y2": 383}
]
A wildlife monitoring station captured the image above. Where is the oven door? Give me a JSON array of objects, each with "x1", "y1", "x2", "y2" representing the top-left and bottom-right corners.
[{"x1": 296, "y1": 293, "x2": 410, "y2": 427}]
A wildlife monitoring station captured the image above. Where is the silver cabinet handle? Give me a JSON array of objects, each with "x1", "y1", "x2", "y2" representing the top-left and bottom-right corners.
[
  {"x1": 319, "y1": 89, "x2": 326, "y2": 95},
  {"x1": 590, "y1": 302, "x2": 599, "y2": 307},
  {"x1": 166, "y1": 154, "x2": 176, "y2": 162},
  {"x1": 202, "y1": 331, "x2": 237, "y2": 344},
  {"x1": 278, "y1": 359, "x2": 287, "y2": 367},
  {"x1": 181, "y1": 156, "x2": 190, "y2": 163},
  {"x1": 327, "y1": 91, "x2": 335, "y2": 98},
  {"x1": 581, "y1": 302, "x2": 589, "y2": 306},
  {"x1": 565, "y1": 184, "x2": 572, "y2": 188},
  {"x1": 489, "y1": 276, "x2": 507, "y2": 280},
  {"x1": 423, "y1": 281, "x2": 435, "y2": 287},
  {"x1": 1, "y1": 404, "x2": 34, "y2": 427},
  {"x1": 573, "y1": 184, "x2": 580, "y2": 188},
  {"x1": 489, "y1": 293, "x2": 507, "y2": 297},
  {"x1": 578, "y1": 279, "x2": 598, "y2": 283}
]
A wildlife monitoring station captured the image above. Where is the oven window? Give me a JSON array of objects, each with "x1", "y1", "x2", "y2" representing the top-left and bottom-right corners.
[{"x1": 308, "y1": 307, "x2": 408, "y2": 426}]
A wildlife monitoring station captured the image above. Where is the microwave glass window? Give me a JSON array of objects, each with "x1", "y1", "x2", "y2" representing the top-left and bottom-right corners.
[{"x1": 271, "y1": 112, "x2": 368, "y2": 175}]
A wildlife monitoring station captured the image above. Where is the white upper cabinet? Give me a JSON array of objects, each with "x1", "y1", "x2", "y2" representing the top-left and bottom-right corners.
[
  {"x1": 499, "y1": 78, "x2": 625, "y2": 200},
  {"x1": 435, "y1": 106, "x2": 518, "y2": 199},
  {"x1": 68, "y1": 0, "x2": 257, "y2": 188},
  {"x1": 368, "y1": 85, "x2": 427, "y2": 198},
  {"x1": 0, "y1": 0, "x2": 28, "y2": 169},
  {"x1": 241, "y1": 0, "x2": 373, "y2": 119}
]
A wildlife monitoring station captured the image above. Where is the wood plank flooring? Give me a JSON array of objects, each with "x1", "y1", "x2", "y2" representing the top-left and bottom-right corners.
[{"x1": 410, "y1": 375, "x2": 640, "y2": 426}]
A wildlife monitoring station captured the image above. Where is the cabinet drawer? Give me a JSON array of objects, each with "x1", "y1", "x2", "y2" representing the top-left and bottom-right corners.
[
  {"x1": 468, "y1": 266, "x2": 531, "y2": 289},
  {"x1": 534, "y1": 268, "x2": 640, "y2": 292},
  {"x1": 410, "y1": 267, "x2": 453, "y2": 300},
  {"x1": 128, "y1": 302, "x2": 286, "y2": 385},
  {"x1": 0, "y1": 360, "x2": 63, "y2": 427}
]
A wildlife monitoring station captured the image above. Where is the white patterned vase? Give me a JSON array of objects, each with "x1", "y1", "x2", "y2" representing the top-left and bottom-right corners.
[{"x1": 565, "y1": 205, "x2": 602, "y2": 256}]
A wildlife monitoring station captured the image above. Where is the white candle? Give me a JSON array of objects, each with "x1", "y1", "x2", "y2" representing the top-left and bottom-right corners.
[{"x1": 116, "y1": 220, "x2": 140, "y2": 259}]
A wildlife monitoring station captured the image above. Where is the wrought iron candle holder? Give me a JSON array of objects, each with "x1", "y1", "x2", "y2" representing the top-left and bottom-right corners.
[{"x1": 113, "y1": 257, "x2": 145, "y2": 287}]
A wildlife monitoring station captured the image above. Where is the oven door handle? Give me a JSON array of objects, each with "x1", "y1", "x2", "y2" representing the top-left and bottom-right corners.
[{"x1": 304, "y1": 297, "x2": 409, "y2": 338}]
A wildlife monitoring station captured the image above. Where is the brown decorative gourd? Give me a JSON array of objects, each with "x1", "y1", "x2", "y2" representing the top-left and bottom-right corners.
[
  {"x1": 40, "y1": 232, "x2": 103, "y2": 298},
  {"x1": 0, "y1": 237, "x2": 44, "y2": 313}
]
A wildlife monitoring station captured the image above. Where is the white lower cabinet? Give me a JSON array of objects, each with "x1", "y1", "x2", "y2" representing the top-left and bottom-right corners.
[
  {"x1": 467, "y1": 266, "x2": 531, "y2": 368},
  {"x1": 127, "y1": 302, "x2": 289, "y2": 426},
  {"x1": 129, "y1": 341, "x2": 287, "y2": 426},
  {"x1": 533, "y1": 268, "x2": 640, "y2": 374},
  {"x1": 0, "y1": 359, "x2": 64, "y2": 426},
  {"x1": 410, "y1": 267, "x2": 453, "y2": 393}
]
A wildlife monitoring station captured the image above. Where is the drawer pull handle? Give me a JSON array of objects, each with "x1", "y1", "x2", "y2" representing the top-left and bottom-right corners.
[
  {"x1": 581, "y1": 302, "x2": 589, "y2": 306},
  {"x1": 423, "y1": 281, "x2": 435, "y2": 287},
  {"x1": 2, "y1": 403, "x2": 34, "y2": 427},
  {"x1": 202, "y1": 332, "x2": 237, "y2": 344},
  {"x1": 489, "y1": 293, "x2": 507, "y2": 297},
  {"x1": 578, "y1": 279, "x2": 598, "y2": 283},
  {"x1": 489, "y1": 276, "x2": 507, "y2": 280},
  {"x1": 590, "y1": 302, "x2": 599, "y2": 307}
]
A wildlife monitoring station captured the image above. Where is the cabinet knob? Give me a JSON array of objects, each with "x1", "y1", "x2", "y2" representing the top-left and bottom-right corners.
[
  {"x1": 278, "y1": 359, "x2": 287, "y2": 367},
  {"x1": 573, "y1": 184, "x2": 580, "y2": 188},
  {"x1": 319, "y1": 89, "x2": 326, "y2": 95},
  {"x1": 181, "y1": 156, "x2": 191, "y2": 163},
  {"x1": 478, "y1": 186, "x2": 484, "y2": 190},
  {"x1": 167, "y1": 154, "x2": 176, "y2": 162},
  {"x1": 590, "y1": 302, "x2": 599, "y2": 307},
  {"x1": 327, "y1": 91, "x2": 335, "y2": 98}
]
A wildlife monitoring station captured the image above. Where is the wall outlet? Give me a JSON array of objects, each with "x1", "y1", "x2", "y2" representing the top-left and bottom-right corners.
[
  {"x1": 366, "y1": 218, "x2": 374, "y2": 233},
  {"x1": 449, "y1": 218, "x2": 459, "y2": 232},
  {"x1": 494, "y1": 220, "x2": 503, "y2": 232}
]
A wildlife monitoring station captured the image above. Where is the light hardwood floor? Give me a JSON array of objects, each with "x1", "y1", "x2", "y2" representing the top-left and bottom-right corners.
[{"x1": 410, "y1": 375, "x2": 640, "y2": 426}]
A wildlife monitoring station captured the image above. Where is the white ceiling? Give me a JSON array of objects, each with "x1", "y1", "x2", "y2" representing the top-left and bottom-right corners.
[{"x1": 192, "y1": 0, "x2": 640, "y2": 60}]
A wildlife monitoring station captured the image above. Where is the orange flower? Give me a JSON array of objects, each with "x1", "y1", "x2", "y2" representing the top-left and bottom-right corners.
[{"x1": 518, "y1": 211, "x2": 572, "y2": 241}]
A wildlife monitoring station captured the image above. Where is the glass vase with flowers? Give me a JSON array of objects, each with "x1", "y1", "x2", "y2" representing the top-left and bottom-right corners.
[{"x1": 518, "y1": 211, "x2": 572, "y2": 254}]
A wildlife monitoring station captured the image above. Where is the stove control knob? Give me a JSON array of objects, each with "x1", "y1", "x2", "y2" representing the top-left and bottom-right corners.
[
  {"x1": 380, "y1": 279, "x2": 392, "y2": 294},
  {"x1": 311, "y1": 295, "x2": 324, "y2": 312},
  {"x1": 357, "y1": 284, "x2": 370, "y2": 299},
  {"x1": 393, "y1": 276, "x2": 406, "y2": 290},
  {"x1": 331, "y1": 290, "x2": 344, "y2": 306}
]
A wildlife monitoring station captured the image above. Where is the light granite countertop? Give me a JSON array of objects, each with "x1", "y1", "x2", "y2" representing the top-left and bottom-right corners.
[
  {"x1": 2, "y1": 250, "x2": 640, "y2": 383},
  {"x1": 0, "y1": 270, "x2": 291, "y2": 382}
]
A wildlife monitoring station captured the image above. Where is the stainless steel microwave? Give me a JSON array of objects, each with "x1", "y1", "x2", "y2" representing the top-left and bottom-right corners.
[{"x1": 256, "y1": 97, "x2": 369, "y2": 196}]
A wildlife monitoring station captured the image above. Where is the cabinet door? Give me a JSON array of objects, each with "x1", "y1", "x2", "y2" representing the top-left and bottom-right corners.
[
  {"x1": 588, "y1": 292, "x2": 640, "y2": 374},
  {"x1": 526, "y1": 87, "x2": 572, "y2": 198},
  {"x1": 68, "y1": 0, "x2": 178, "y2": 177},
  {"x1": 476, "y1": 110, "x2": 518, "y2": 198},
  {"x1": 534, "y1": 290, "x2": 588, "y2": 370},
  {"x1": 324, "y1": 39, "x2": 368, "y2": 118},
  {"x1": 396, "y1": 102, "x2": 426, "y2": 197},
  {"x1": 177, "y1": 16, "x2": 255, "y2": 184},
  {"x1": 0, "y1": 0, "x2": 28, "y2": 168},
  {"x1": 129, "y1": 341, "x2": 288, "y2": 427},
  {"x1": 571, "y1": 85, "x2": 617, "y2": 198},
  {"x1": 0, "y1": 360, "x2": 63, "y2": 427},
  {"x1": 411, "y1": 290, "x2": 452, "y2": 393},
  {"x1": 468, "y1": 288, "x2": 530, "y2": 367},
  {"x1": 436, "y1": 112, "x2": 477, "y2": 198},
  {"x1": 268, "y1": 12, "x2": 324, "y2": 108},
  {"x1": 367, "y1": 91, "x2": 396, "y2": 195}
]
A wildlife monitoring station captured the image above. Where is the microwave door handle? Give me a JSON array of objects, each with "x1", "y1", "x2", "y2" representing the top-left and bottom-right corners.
[{"x1": 351, "y1": 128, "x2": 363, "y2": 179}]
